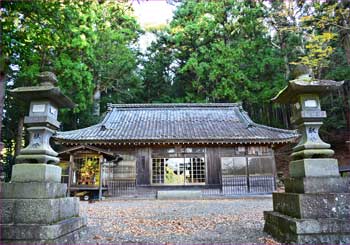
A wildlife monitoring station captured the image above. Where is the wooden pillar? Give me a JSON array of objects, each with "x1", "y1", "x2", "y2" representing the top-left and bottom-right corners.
[
  {"x1": 271, "y1": 147, "x2": 277, "y2": 191},
  {"x1": 245, "y1": 156, "x2": 250, "y2": 193},
  {"x1": 68, "y1": 154, "x2": 74, "y2": 196},
  {"x1": 98, "y1": 155, "x2": 103, "y2": 200}
]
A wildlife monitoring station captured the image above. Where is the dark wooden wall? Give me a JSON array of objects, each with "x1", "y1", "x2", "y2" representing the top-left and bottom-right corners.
[
  {"x1": 96, "y1": 144, "x2": 274, "y2": 187},
  {"x1": 206, "y1": 147, "x2": 222, "y2": 185},
  {"x1": 136, "y1": 147, "x2": 150, "y2": 185}
]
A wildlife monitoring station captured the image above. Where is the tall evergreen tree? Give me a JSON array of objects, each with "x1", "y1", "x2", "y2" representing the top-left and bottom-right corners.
[{"x1": 1, "y1": 0, "x2": 141, "y2": 180}]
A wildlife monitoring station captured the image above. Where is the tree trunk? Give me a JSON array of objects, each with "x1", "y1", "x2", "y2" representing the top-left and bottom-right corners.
[
  {"x1": 340, "y1": 16, "x2": 350, "y2": 66},
  {"x1": 343, "y1": 81, "x2": 350, "y2": 131},
  {"x1": 274, "y1": 105, "x2": 279, "y2": 126},
  {"x1": 343, "y1": 35, "x2": 350, "y2": 66},
  {"x1": 93, "y1": 83, "x2": 101, "y2": 117},
  {"x1": 283, "y1": 52, "x2": 290, "y2": 81},
  {"x1": 268, "y1": 103, "x2": 273, "y2": 125},
  {"x1": 0, "y1": 72, "x2": 5, "y2": 154},
  {"x1": 282, "y1": 105, "x2": 289, "y2": 129},
  {"x1": 279, "y1": 33, "x2": 290, "y2": 81},
  {"x1": 15, "y1": 116, "x2": 24, "y2": 157},
  {"x1": 0, "y1": 0, "x2": 5, "y2": 155}
]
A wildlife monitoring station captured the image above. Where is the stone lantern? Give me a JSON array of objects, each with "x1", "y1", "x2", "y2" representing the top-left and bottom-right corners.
[
  {"x1": 0, "y1": 72, "x2": 86, "y2": 244},
  {"x1": 13, "y1": 72, "x2": 74, "y2": 162},
  {"x1": 9, "y1": 72, "x2": 74, "y2": 182},
  {"x1": 264, "y1": 74, "x2": 350, "y2": 244}
]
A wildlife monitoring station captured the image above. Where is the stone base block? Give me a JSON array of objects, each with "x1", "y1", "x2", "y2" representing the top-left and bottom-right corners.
[
  {"x1": 1, "y1": 197, "x2": 79, "y2": 224},
  {"x1": 264, "y1": 211, "x2": 350, "y2": 244},
  {"x1": 157, "y1": 190, "x2": 202, "y2": 200},
  {"x1": 289, "y1": 158, "x2": 339, "y2": 177},
  {"x1": 0, "y1": 216, "x2": 87, "y2": 244},
  {"x1": 285, "y1": 177, "x2": 350, "y2": 193},
  {"x1": 273, "y1": 192, "x2": 350, "y2": 219},
  {"x1": 11, "y1": 164, "x2": 61, "y2": 183},
  {"x1": 0, "y1": 182, "x2": 67, "y2": 199}
]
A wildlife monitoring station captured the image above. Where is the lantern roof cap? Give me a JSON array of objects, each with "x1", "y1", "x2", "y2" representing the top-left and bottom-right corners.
[
  {"x1": 272, "y1": 75, "x2": 344, "y2": 104},
  {"x1": 10, "y1": 72, "x2": 75, "y2": 108}
]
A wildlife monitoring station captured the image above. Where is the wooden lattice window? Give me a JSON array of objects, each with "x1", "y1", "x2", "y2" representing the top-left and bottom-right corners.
[
  {"x1": 187, "y1": 157, "x2": 205, "y2": 183},
  {"x1": 152, "y1": 157, "x2": 205, "y2": 185},
  {"x1": 152, "y1": 158, "x2": 165, "y2": 184}
]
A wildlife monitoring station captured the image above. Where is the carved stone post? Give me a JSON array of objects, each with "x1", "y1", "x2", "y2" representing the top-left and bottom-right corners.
[
  {"x1": 264, "y1": 74, "x2": 350, "y2": 244},
  {"x1": 0, "y1": 72, "x2": 86, "y2": 244}
]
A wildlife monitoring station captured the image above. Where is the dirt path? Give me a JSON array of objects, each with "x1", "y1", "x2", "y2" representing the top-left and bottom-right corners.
[{"x1": 77, "y1": 197, "x2": 279, "y2": 244}]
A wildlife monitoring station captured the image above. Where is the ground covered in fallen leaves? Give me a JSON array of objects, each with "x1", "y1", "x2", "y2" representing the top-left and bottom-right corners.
[{"x1": 77, "y1": 197, "x2": 279, "y2": 244}]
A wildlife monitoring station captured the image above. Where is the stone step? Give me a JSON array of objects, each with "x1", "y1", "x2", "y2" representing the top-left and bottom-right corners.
[
  {"x1": 264, "y1": 211, "x2": 350, "y2": 244},
  {"x1": 157, "y1": 190, "x2": 202, "y2": 200},
  {"x1": 273, "y1": 192, "x2": 350, "y2": 219}
]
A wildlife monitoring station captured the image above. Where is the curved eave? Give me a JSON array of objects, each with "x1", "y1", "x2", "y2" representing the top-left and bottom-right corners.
[{"x1": 239, "y1": 109, "x2": 298, "y2": 135}]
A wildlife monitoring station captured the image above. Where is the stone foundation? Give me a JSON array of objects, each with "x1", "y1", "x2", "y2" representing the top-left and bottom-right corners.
[
  {"x1": 0, "y1": 164, "x2": 86, "y2": 244},
  {"x1": 264, "y1": 175, "x2": 350, "y2": 244},
  {"x1": 1, "y1": 217, "x2": 86, "y2": 242},
  {"x1": 264, "y1": 211, "x2": 350, "y2": 244}
]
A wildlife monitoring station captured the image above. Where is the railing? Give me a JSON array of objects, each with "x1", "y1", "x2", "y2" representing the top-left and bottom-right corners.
[
  {"x1": 202, "y1": 175, "x2": 275, "y2": 196},
  {"x1": 107, "y1": 179, "x2": 136, "y2": 197},
  {"x1": 106, "y1": 175, "x2": 275, "y2": 198},
  {"x1": 248, "y1": 175, "x2": 275, "y2": 193},
  {"x1": 222, "y1": 175, "x2": 249, "y2": 194}
]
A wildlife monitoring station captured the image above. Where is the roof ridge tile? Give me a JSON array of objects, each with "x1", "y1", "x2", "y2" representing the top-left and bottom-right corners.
[{"x1": 108, "y1": 103, "x2": 242, "y2": 108}]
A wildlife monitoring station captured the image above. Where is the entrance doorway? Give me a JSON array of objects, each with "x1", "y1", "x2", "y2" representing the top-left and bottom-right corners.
[{"x1": 151, "y1": 157, "x2": 205, "y2": 185}]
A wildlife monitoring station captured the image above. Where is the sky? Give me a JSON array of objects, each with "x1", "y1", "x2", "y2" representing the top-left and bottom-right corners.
[
  {"x1": 132, "y1": 0, "x2": 176, "y2": 28},
  {"x1": 132, "y1": 0, "x2": 177, "y2": 52}
]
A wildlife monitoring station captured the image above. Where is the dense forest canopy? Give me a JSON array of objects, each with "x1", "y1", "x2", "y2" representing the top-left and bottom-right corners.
[{"x1": 0, "y1": 0, "x2": 349, "y2": 179}]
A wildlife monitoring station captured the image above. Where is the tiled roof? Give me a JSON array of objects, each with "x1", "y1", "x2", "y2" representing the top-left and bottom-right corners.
[{"x1": 54, "y1": 103, "x2": 298, "y2": 145}]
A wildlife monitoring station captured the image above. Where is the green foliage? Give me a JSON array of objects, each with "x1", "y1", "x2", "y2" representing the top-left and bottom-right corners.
[
  {"x1": 1, "y1": 0, "x2": 142, "y2": 178},
  {"x1": 141, "y1": 0, "x2": 287, "y2": 125},
  {"x1": 2, "y1": 0, "x2": 142, "y2": 129},
  {"x1": 140, "y1": 0, "x2": 348, "y2": 129},
  {"x1": 140, "y1": 30, "x2": 175, "y2": 103},
  {"x1": 1, "y1": 0, "x2": 349, "y2": 149},
  {"x1": 89, "y1": 1, "x2": 143, "y2": 109},
  {"x1": 176, "y1": 0, "x2": 285, "y2": 103}
]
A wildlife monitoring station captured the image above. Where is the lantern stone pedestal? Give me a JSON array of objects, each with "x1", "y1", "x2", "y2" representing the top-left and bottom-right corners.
[
  {"x1": 0, "y1": 72, "x2": 86, "y2": 244},
  {"x1": 264, "y1": 75, "x2": 350, "y2": 244}
]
